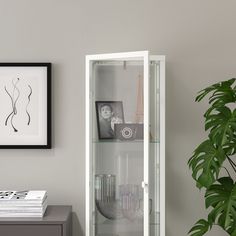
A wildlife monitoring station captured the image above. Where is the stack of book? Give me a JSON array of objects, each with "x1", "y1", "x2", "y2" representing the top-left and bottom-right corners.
[{"x1": 0, "y1": 190, "x2": 47, "y2": 217}]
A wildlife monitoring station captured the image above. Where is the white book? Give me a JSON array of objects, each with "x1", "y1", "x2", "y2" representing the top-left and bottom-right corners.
[
  {"x1": 0, "y1": 204, "x2": 47, "y2": 213},
  {"x1": 0, "y1": 191, "x2": 47, "y2": 205},
  {"x1": 0, "y1": 213, "x2": 45, "y2": 217},
  {"x1": 0, "y1": 205, "x2": 47, "y2": 217},
  {"x1": 0, "y1": 197, "x2": 47, "y2": 207}
]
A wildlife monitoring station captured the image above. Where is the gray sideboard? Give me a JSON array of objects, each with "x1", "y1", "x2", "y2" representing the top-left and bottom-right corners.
[{"x1": 0, "y1": 205, "x2": 72, "y2": 236}]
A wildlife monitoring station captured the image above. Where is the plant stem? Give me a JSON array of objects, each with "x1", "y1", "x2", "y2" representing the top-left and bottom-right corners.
[
  {"x1": 222, "y1": 166, "x2": 232, "y2": 178},
  {"x1": 227, "y1": 154, "x2": 236, "y2": 167},
  {"x1": 227, "y1": 155, "x2": 236, "y2": 174}
]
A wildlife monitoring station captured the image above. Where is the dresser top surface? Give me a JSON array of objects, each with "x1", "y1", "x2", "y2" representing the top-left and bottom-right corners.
[{"x1": 0, "y1": 205, "x2": 72, "y2": 224}]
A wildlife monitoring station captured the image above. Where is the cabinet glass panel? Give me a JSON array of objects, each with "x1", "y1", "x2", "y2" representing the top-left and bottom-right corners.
[
  {"x1": 91, "y1": 60, "x2": 144, "y2": 236},
  {"x1": 149, "y1": 62, "x2": 160, "y2": 236}
]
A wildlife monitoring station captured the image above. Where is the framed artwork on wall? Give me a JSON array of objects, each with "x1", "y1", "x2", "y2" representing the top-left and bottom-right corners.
[
  {"x1": 95, "y1": 101, "x2": 124, "y2": 139},
  {"x1": 0, "y1": 63, "x2": 51, "y2": 149}
]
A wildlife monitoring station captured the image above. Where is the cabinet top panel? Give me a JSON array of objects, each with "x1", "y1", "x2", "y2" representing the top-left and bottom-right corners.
[{"x1": 86, "y1": 51, "x2": 165, "y2": 62}]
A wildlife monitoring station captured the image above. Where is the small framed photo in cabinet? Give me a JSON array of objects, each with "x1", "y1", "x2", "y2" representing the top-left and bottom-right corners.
[{"x1": 95, "y1": 101, "x2": 124, "y2": 139}]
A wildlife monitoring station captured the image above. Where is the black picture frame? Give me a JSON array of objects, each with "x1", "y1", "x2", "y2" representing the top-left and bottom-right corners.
[
  {"x1": 95, "y1": 101, "x2": 124, "y2": 139},
  {"x1": 0, "y1": 63, "x2": 51, "y2": 149}
]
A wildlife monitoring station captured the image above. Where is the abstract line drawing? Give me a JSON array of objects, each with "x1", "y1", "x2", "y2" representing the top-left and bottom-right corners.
[
  {"x1": 26, "y1": 85, "x2": 32, "y2": 125},
  {"x1": 4, "y1": 78, "x2": 20, "y2": 132},
  {"x1": 4, "y1": 79, "x2": 33, "y2": 132}
]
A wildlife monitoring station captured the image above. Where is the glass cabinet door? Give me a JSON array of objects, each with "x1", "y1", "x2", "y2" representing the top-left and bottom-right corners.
[{"x1": 86, "y1": 52, "x2": 165, "y2": 236}]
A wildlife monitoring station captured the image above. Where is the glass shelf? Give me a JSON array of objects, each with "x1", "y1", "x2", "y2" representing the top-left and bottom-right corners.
[
  {"x1": 92, "y1": 140, "x2": 160, "y2": 144},
  {"x1": 93, "y1": 219, "x2": 142, "y2": 225},
  {"x1": 93, "y1": 220, "x2": 160, "y2": 226}
]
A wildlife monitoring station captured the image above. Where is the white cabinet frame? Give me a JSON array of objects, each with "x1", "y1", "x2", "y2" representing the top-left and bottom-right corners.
[{"x1": 85, "y1": 51, "x2": 165, "y2": 236}]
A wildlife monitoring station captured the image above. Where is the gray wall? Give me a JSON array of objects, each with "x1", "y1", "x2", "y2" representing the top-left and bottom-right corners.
[{"x1": 0, "y1": 0, "x2": 235, "y2": 235}]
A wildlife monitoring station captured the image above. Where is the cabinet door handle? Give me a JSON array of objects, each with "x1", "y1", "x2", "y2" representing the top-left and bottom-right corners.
[{"x1": 141, "y1": 181, "x2": 149, "y2": 192}]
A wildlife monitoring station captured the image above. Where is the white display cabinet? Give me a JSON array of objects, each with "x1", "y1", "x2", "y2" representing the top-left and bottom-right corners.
[{"x1": 86, "y1": 51, "x2": 165, "y2": 236}]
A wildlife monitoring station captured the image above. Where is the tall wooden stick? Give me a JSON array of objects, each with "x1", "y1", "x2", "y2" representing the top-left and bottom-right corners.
[{"x1": 135, "y1": 74, "x2": 144, "y2": 123}]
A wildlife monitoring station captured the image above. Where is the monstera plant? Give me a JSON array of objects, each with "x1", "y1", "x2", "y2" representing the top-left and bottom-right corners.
[{"x1": 188, "y1": 78, "x2": 236, "y2": 236}]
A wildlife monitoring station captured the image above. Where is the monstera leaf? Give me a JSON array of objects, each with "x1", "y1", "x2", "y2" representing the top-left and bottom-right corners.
[
  {"x1": 205, "y1": 107, "x2": 236, "y2": 147},
  {"x1": 188, "y1": 219, "x2": 211, "y2": 236},
  {"x1": 188, "y1": 140, "x2": 226, "y2": 188},
  {"x1": 196, "y1": 78, "x2": 236, "y2": 113},
  {"x1": 205, "y1": 177, "x2": 236, "y2": 234},
  {"x1": 224, "y1": 139, "x2": 236, "y2": 156}
]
